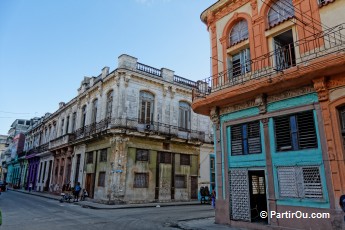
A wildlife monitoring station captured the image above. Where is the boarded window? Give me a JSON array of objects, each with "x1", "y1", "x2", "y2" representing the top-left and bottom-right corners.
[
  {"x1": 274, "y1": 111, "x2": 318, "y2": 152},
  {"x1": 268, "y1": 0, "x2": 294, "y2": 27},
  {"x1": 180, "y1": 154, "x2": 190, "y2": 166},
  {"x1": 98, "y1": 172, "x2": 106, "y2": 187},
  {"x1": 159, "y1": 152, "x2": 172, "y2": 164},
  {"x1": 175, "y1": 175, "x2": 186, "y2": 188},
  {"x1": 231, "y1": 121, "x2": 261, "y2": 155},
  {"x1": 136, "y1": 149, "x2": 149, "y2": 161},
  {"x1": 100, "y1": 149, "x2": 107, "y2": 162},
  {"x1": 134, "y1": 173, "x2": 148, "y2": 188},
  {"x1": 277, "y1": 166, "x2": 323, "y2": 199},
  {"x1": 86, "y1": 152, "x2": 93, "y2": 164}
]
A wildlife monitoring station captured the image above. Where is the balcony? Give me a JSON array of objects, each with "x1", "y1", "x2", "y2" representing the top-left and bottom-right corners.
[
  {"x1": 73, "y1": 117, "x2": 212, "y2": 143},
  {"x1": 193, "y1": 23, "x2": 345, "y2": 102},
  {"x1": 49, "y1": 134, "x2": 75, "y2": 150}
]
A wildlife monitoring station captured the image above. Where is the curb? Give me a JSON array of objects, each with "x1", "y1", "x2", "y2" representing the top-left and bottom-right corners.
[{"x1": 8, "y1": 189, "x2": 204, "y2": 210}]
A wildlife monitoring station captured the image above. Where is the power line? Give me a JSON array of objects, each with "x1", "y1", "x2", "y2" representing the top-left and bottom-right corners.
[{"x1": 0, "y1": 110, "x2": 37, "y2": 115}]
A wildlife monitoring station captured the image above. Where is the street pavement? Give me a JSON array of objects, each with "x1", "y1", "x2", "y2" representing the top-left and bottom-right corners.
[{"x1": 0, "y1": 189, "x2": 245, "y2": 230}]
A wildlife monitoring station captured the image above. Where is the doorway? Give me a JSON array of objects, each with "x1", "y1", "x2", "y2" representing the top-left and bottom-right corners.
[
  {"x1": 190, "y1": 176, "x2": 198, "y2": 199},
  {"x1": 274, "y1": 29, "x2": 296, "y2": 71},
  {"x1": 248, "y1": 170, "x2": 267, "y2": 223},
  {"x1": 86, "y1": 173, "x2": 94, "y2": 198}
]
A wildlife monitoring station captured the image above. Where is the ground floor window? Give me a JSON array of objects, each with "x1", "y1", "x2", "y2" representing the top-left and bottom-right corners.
[
  {"x1": 175, "y1": 175, "x2": 186, "y2": 188},
  {"x1": 134, "y1": 173, "x2": 148, "y2": 188},
  {"x1": 98, "y1": 172, "x2": 106, "y2": 187}
]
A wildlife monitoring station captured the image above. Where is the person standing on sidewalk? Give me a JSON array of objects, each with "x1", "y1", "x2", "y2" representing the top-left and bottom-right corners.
[
  {"x1": 29, "y1": 182, "x2": 33, "y2": 192},
  {"x1": 74, "y1": 182, "x2": 81, "y2": 202},
  {"x1": 211, "y1": 188, "x2": 216, "y2": 209}
]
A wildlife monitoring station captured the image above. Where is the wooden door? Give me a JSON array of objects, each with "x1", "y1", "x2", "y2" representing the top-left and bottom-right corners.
[
  {"x1": 190, "y1": 176, "x2": 198, "y2": 199},
  {"x1": 86, "y1": 173, "x2": 94, "y2": 198}
]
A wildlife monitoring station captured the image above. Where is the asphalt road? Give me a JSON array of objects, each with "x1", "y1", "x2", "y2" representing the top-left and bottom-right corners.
[{"x1": 0, "y1": 190, "x2": 215, "y2": 230}]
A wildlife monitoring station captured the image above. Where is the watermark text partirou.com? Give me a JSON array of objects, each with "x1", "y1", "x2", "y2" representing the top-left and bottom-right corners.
[{"x1": 260, "y1": 211, "x2": 330, "y2": 219}]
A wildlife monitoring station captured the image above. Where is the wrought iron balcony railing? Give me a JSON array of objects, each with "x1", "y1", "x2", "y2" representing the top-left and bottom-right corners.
[
  {"x1": 49, "y1": 133, "x2": 75, "y2": 150},
  {"x1": 193, "y1": 23, "x2": 345, "y2": 99},
  {"x1": 73, "y1": 117, "x2": 212, "y2": 143}
]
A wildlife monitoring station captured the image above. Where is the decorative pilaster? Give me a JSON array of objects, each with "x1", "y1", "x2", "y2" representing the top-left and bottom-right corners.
[{"x1": 313, "y1": 77, "x2": 329, "y2": 102}]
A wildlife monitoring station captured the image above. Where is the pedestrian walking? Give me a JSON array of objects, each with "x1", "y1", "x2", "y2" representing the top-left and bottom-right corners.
[
  {"x1": 29, "y1": 182, "x2": 33, "y2": 192},
  {"x1": 211, "y1": 188, "x2": 216, "y2": 209},
  {"x1": 74, "y1": 182, "x2": 81, "y2": 202}
]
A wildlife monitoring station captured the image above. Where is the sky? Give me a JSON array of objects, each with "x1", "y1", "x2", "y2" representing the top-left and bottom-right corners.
[{"x1": 0, "y1": 0, "x2": 216, "y2": 135}]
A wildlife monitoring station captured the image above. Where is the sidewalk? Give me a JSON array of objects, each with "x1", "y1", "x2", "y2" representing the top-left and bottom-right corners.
[{"x1": 8, "y1": 188, "x2": 245, "y2": 230}]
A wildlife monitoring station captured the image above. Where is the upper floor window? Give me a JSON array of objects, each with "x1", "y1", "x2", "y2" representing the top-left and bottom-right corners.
[
  {"x1": 81, "y1": 105, "x2": 87, "y2": 127},
  {"x1": 100, "y1": 149, "x2": 107, "y2": 162},
  {"x1": 231, "y1": 121, "x2": 261, "y2": 155},
  {"x1": 72, "y1": 112, "x2": 76, "y2": 132},
  {"x1": 229, "y1": 20, "x2": 249, "y2": 46},
  {"x1": 338, "y1": 106, "x2": 345, "y2": 149},
  {"x1": 60, "y1": 119, "x2": 64, "y2": 136},
  {"x1": 274, "y1": 110, "x2": 318, "y2": 152},
  {"x1": 139, "y1": 91, "x2": 154, "y2": 124},
  {"x1": 273, "y1": 30, "x2": 296, "y2": 71},
  {"x1": 106, "y1": 91, "x2": 113, "y2": 119},
  {"x1": 136, "y1": 149, "x2": 149, "y2": 162},
  {"x1": 228, "y1": 49, "x2": 251, "y2": 78},
  {"x1": 180, "y1": 154, "x2": 190, "y2": 166},
  {"x1": 318, "y1": 0, "x2": 333, "y2": 6},
  {"x1": 179, "y1": 102, "x2": 191, "y2": 130},
  {"x1": 268, "y1": 0, "x2": 295, "y2": 28},
  {"x1": 66, "y1": 116, "x2": 70, "y2": 134},
  {"x1": 92, "y1": 99, "x2": 98, "y2": 123}
]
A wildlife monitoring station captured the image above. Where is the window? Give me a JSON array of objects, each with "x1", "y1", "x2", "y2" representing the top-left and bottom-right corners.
[
  {"x1": 318, "y1": 0, "x2": 333, "y2": 6},
  {"x1": 106, "y1": 91, "x2": 113, "y2": 118},
  {"x1": 98, "y1": 172, "x2": 106, "y2": 187},
  {"x1": 100, "y1": 149, "x2": 107, "y2": 162},
  {"x1": 60, "y1": 119, "x2": 64, "y2": 136},
  {"x1": 274, "y1": 111, "x2": 318, "y2": 152},
  {"x1": 228, "y1": 49, "x2": 251, "y2": 78},
  {"x1": 92, "y1": 99, "x2": 98, "y2": 123},
  {"x1": 134, "y1": 173, "x2": 148, "y2": 188},
  {"x1": 274, "y1": 30, "x2": 296, "y2": 71},
  {"x1": 268, "y1": 0, "x2": 294, "y2": 28},
  {"x1": 180, "y1": 154, "x2": 190, "y2": 166},
  {"x1": 251, "y1": 175, "x2": 265, "y2": 195},
  {"x1": 210, "y1": 157, "x2": 215, "y2": 170},
  {"x1": 136, "y1": 149, "x2": 149, "y2": 161},
  {"x1": 86, "y1": 152, "x2": 93, "y2": 164},
  {"x1": 72, "y1": 112, "x2": 76, "y2": 132},
  {"x1": 159, "y1": 152, "x2": 172, "y2": 164},
  {"x1": 81, "y1": 105, "x2": 87, "y2": 127},
  {"x1": 229, "y1": 20, "x2": 249, "y2": 46},
  {"x1": 66, "y1": 116, "x2": 70, "y2": 134},
  {"x1": 163, "y1": 142, "x2": 170, "y2": 150},
  {"x1": 18, "y1": 120, "x2": 24, "y2": 125},
  {"x1": 139, "y1": 91, "x2": 154, "y2": 124},
  {"x1": 231, "y1": 121, "x2": 261, "y2": 155},
  {"x1": 175, "y1": 175, "x2": 186, "y2": 188},
  {"x1": 179, "y1": 102, "x2": 191, "y2": 130},
  {"x1": 338, "y1": 106, "x2": 345, "y2": 149},
  {"x1": 277, "y1": 166, "x2": 323, "y2": 199}
]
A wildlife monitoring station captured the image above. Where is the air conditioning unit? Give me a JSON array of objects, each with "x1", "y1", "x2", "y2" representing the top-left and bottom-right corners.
[{"x1": 145, "y1": 124, "x2": 151, "y2": 130}]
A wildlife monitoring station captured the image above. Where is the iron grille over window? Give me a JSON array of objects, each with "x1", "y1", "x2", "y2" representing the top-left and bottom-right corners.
[
  {"x1": 100, "y1": 149, "x2": 107, "y2": 162},
  {"x1": 98, "y1": 172, "x2": 105, "y2": 187},
  {"x1": 134, "y1": 173, "x2": 148, "y2": 188},
  {"x1": 228, "y1": 49, "x2": 251, "y2": 78},
  {"x1": 159, "y1": 152, "x2": 172, "y2": 164},
  {"x1": 229, "y1": 20, "x2": 249, "y2": 46},
  {"x1": 231, "y1": 121, "x2": 261, "y2": 155},
  {"x1": 139, "y1": 91, "x2": 154, "y2": 124},
  {"x1": 274, "y1": 110, "x2": 318, "y2": 152},
  {"x1": 178, "y1": 102, "x2": 191, "y2": 130},
  {"x1": 277, "y1": 166, "x2": 323, "y2": 199},
  {"x1": 339, "y1": 106, "x2": 345, "y2": 149},
  {"x1": 268, "y1": 0, "x2": 295, "y2": 27},
  {"x1": 175, "y1": 175, "x2": 186, "y2": 188},
  {"x1": 86, "y1": 152, "x2": 93, "y2": 164},
  {"x1": 180, "y1": 154, "x2": 190, "y2": 166},
  {"x1": 136, "y1": 149, "x2": 149, "y2": 161}
]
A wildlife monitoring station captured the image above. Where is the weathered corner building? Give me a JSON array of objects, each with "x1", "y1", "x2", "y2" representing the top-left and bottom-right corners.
[{"x1": 25, "y1": 54, "x2": 213, "y2": 203}]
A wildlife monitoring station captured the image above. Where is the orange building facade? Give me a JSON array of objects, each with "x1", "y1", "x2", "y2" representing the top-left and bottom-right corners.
[{"x1": 193, "y1": 0, "x2": 345, "y2": 229}]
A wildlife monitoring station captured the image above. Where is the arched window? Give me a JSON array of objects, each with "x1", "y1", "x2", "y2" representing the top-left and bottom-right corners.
[
  {"x1": 179, "y1": 102, "x2": 191, "y2": 130},
  {"x1": 268, "y1": 0, "x2": 294, "y2": 27},
  {"x1": 81, "y1": 105, "x2": 87, "y2": 127},
  {"x1": 91, "y1": 99, "x2": 98, "y2": 123},
  {"x1": 139, "y1": 91, "x2": 154, "y2": 124},
  {"x1": 229, "y1": 20, "x2": 249, "y2": 46},
  {"x1": 338, "y1": 106, "x2": 345, "y2": 149},
  {"x1": 106, "y1": 91, "x2": 113, "y2": 119}
]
